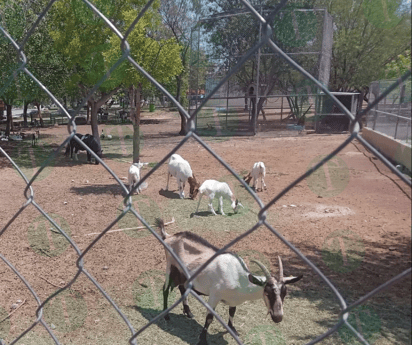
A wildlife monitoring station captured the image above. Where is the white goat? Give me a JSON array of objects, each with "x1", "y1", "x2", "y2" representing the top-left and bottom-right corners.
[
  {"x1": 157, "y1": 219, "x2": 303, "y2": 345},
  {"x1": 128, "y1": 162, "x2": 148, "y2": 194},
  {"x1": 194, "y1": 180, "x2": 243, "y2": 216},
  {"x1": 166, "y1": 154, "x2": 200, "y2": 199},
  {"x1": 244, "y1": 162, "x2": 267, "y2": 191}
]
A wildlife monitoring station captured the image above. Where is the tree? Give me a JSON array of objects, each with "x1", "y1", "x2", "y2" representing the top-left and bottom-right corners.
[
  {"x1": 50, "y1": 0, "x2": 129, "y2": 142},
  {"x1": 382, "y1": 49, "x2": 411, "y2": 79},
  {"x1": 317, "y1": 0, "x2": 411, "y2": 95},
  {"x1": 50, "y1": 0, "x2": 182, "y2": 162},
  {"x1": 0, "y1": 0, "x2": 72, "y2": 131},
  {"x1": 105, "y1": 8, "x2": 182, "y2": 161},
  {"x1": 159, "y1": 0, "x2": 200, "y2": 135},
  {"x1": 201, "y1": 1, "x2": 322, "y2": 123}
]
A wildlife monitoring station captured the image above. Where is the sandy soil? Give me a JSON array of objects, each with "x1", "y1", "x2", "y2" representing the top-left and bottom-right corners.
[{"x1": 0, "y1": 109, "x2": 410, "y2": 344}]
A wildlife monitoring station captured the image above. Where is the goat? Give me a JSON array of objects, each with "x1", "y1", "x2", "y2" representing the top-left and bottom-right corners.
[
  {"x1": 244, "y1": 162, "x2": 267, "y2": 191},
  {"x1": 166, "y1": 154, "x2": 200, "y2": 199},
  {"x1": 194, "y1": 180, "x2": 243, "y2": 216},
  {"x1": 65, "y1": 133, "x2": 103, "y2": 165},
  {"x1": 158, "y1": 219, "x2": 303, "y2": 345},
  {"x1": 31, "y1": 130, "x2": 39, "y2": 147},
  {"x1": 128, "y1": 162, "x2": 149, "y2": 194}
]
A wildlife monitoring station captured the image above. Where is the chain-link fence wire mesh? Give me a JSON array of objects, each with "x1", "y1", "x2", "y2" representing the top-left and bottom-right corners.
[
  {"x1": 189, "y1": 6, "x2": 333, "y2": 135},
  {"x1": 0, "y1": 0, "x2": 411, "y2": 344},
  {"x1": 365, "y1": 79, "x2": 412, "y2": 142}
]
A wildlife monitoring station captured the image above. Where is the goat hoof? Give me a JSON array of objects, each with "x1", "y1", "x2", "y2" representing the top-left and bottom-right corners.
[
  {"x1": 185, "y1": 311, "x2": 194, "y2": 319},
  {"x1": 229, "y1": 327, "x2": 239, "y2": 337}
]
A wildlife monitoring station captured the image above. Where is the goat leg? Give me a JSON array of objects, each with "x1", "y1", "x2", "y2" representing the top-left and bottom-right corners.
[
  {"x1": 218, "y1": 196, "x2": 225, "y2": 216},
  {"x1": 178, "y1": 285, "x2": 194, "y2": 318},
  {"x1": 166, "y1": 173, "x2": 170, "y2": 191},
  {"x1": 197, "y1": 313, "x2": 213, "y2": 345},
  {"x1": 208, "y1": 202, "x2": 217, "y2": 216},
  {"x1": 228, "y1": 307, "x2": 239, "y2": 336},
  {"x1": 163, "y1": 278, "x2": 174, "y2": 321},
  {"x1": 194, "y1": 194, "x2": 203, "y2": 215}
]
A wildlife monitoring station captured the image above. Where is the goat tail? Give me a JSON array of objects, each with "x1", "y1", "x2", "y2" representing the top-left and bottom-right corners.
[{"x1": 155, "y1": 218, "x2": 168, "y2": 240}]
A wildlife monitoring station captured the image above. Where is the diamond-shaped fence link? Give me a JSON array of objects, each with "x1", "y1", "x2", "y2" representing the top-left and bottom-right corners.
[{"x1": 0, "y1": 1, "x2": 411, "y2": 345}]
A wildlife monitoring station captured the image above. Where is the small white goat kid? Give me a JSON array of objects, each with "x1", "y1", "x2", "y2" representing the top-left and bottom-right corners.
[
  {"x1": 244, "y1": 162, "x2": 267, "y2": 191},
  {"x1": 157, "y1": 219, "x2": 303, "y2": 345},
  {"x1": 195, "y1": 180, "x2": 243, "y2": 216},
  {"x1": 166, "y1": 154, "x2": 200, "y2": 199},
  {"x1": 128, "y1": 162, "x2": 148, "y2": 194}
]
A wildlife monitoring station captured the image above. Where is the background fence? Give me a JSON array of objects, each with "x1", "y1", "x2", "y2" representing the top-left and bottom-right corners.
[
  {"x1": 189, "y1": 6, "x2": 333, "y2": 135},
  {"x1": 0, "y1": 1, "x2": 411, "y2": 345},
  {"x1": 365, "y1": 79, "x2": 412, "y2": 142}
]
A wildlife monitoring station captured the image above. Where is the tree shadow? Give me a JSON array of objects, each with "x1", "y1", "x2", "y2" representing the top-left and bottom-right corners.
[
  {"x1": 159, "y1": 189, "x2": 181, "y2": 199},
  {"x1": 131, "y1": 306, "x2": 228, "y2": 345},
  {"x1": 70, "y1": 183, "x2": 125, "y2": 196},
  {"x1": 269, "y1": 231, "x2": 411, "y2": 344}
]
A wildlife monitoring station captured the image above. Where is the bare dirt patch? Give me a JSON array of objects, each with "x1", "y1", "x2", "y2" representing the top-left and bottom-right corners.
[{"x1": 0, "y1": 109, "x2": 410, "y2": 345}]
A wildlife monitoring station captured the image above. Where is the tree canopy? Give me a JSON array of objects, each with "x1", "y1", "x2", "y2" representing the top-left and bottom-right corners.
[{"x1": 317, "y1": 0, "x2": 411, "y2": 92}]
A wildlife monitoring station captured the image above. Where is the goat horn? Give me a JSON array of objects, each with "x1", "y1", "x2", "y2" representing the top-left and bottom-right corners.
[
  {"x1": 278, "y1": 256, "x2": 284, "y2": 282},
  {"x1": 250, "y1": 260, "x2": 271, "y2": 280}
]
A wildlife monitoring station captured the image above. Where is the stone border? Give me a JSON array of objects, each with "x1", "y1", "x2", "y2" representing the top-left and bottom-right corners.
[{"x1": 362, "y1": 127, "x2": 411, "y2": 171}]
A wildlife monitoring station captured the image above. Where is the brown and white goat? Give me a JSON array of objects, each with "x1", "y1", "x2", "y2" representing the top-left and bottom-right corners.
[
  {"x1": 158, "y1": 219, "x2": 303, "y2": 345},
  {"x1": 244, "y1": 162, "x2": 267, "y2": 191},
  {"x1": 166, "y1": 154, "x2": 200, "y2": 199}
]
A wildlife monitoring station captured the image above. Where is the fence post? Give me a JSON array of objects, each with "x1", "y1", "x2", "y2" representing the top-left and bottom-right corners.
[{"x1": 394, "y1": 116, "x2": 399, "y2": 139}]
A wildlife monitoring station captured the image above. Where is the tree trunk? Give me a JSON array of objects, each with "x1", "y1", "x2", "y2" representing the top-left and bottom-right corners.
[
  {"x1": 88, "y1": 88, "x2": 119, "y2": 145},
  {"x1": 175, "y1": 75, "x2": 187, "y2": 135},
  {"x1": 5, "y1": 104, "x2": 13, "y2": 136},
  {"x1": 86, "y1": 101, "x2": 91, "y2": 124},
  {"x1": 23, "y1": 102, "x2": 28, "y2": 127},
  {"x1": 90, "y1": 101, "x2": 100, "y2": 145},
  {"x1": 34, "y1": 102, "x2": 44, "y2": 127},
  {"x1": 179, "y1": 110, "x2": 187, "y2": 135},
  {"x1": 129, "y1": 84, "x2": 142, "y2": 163}
]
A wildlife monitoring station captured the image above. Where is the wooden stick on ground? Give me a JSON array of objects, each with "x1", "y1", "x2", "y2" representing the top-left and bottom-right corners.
[
  {"x1": 85, "y1": 217, "x2": 175, "y2": 236},
  {"x1": 0, "y1": 299, "x2": 26, "y2": 324},
  {"x1": 39, "y1": 276, "x2": 64, "y2": 289}
]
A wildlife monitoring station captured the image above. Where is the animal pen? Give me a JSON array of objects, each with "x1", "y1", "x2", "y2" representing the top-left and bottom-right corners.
[
  {"x1": 365, "y1": 79, "x2": 412, "y2": 142},
  {"x1": 0, "y1": 0, "x2": 411, "y2": 345},
  {"x1": 188, "y1": 7, "x2": 335, "y2": 135}
]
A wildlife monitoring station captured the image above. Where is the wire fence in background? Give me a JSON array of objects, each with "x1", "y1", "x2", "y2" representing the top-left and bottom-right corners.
[
  {"x1": 0, "y1": 1, "x2": 411, "y2": 345},
  {"x1": 366, "y1": 79, "x2": 412, "y2": 142},
  {"x1": 189, "y1": 7, "x2": 333, "y2": 135}
]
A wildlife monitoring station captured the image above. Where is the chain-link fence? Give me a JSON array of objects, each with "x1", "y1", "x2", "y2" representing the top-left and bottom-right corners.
[
  {"x1": 189, "y1": 6, "x2": 333, "y2": 135},
  {"x1": 365, "y1": 79, "x2": 412, "y2": 142},
  {"x1": 0, "y1": 1, "x2": 411, "y2": 345}
]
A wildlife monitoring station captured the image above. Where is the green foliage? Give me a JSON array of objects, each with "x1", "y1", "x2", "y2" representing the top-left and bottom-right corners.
[
  {"x1": 104, "y1": 9, "x2": 182, "y2": 88},
  {"x1": 49, "y1": 0, "x2": 182, "y2": 95},
  {"x1": 0, "y1": 0, "x2": 72, "y2": 106},
  {"x1": 317, "y1": 0, "x2": 411, "y2": 91},
  {"x1": 383, "y1": 50, "x2": 411, "y2": 79}
]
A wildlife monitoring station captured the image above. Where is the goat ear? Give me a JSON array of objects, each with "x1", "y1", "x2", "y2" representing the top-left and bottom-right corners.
[
  {"x1": 248, "y1": 274, "x2": 266, "y2": 287},
  {"x1": 283, "y1": 275, "x2": 303, "y2": 285}
]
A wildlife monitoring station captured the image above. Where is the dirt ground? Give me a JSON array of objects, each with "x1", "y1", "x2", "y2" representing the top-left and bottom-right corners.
[{"x1": 0, "y1": 109, "x2": 411, "y2": 345}]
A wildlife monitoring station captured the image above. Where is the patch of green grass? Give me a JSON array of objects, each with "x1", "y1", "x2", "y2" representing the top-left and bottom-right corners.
[{"x1": 11, "y1": 141, "x2": 60, "y2": 181}]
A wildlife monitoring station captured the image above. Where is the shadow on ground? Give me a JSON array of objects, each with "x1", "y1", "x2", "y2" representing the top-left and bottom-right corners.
[{"x1": 132, "y1": 306, "x2": 228, "y2": 345}]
